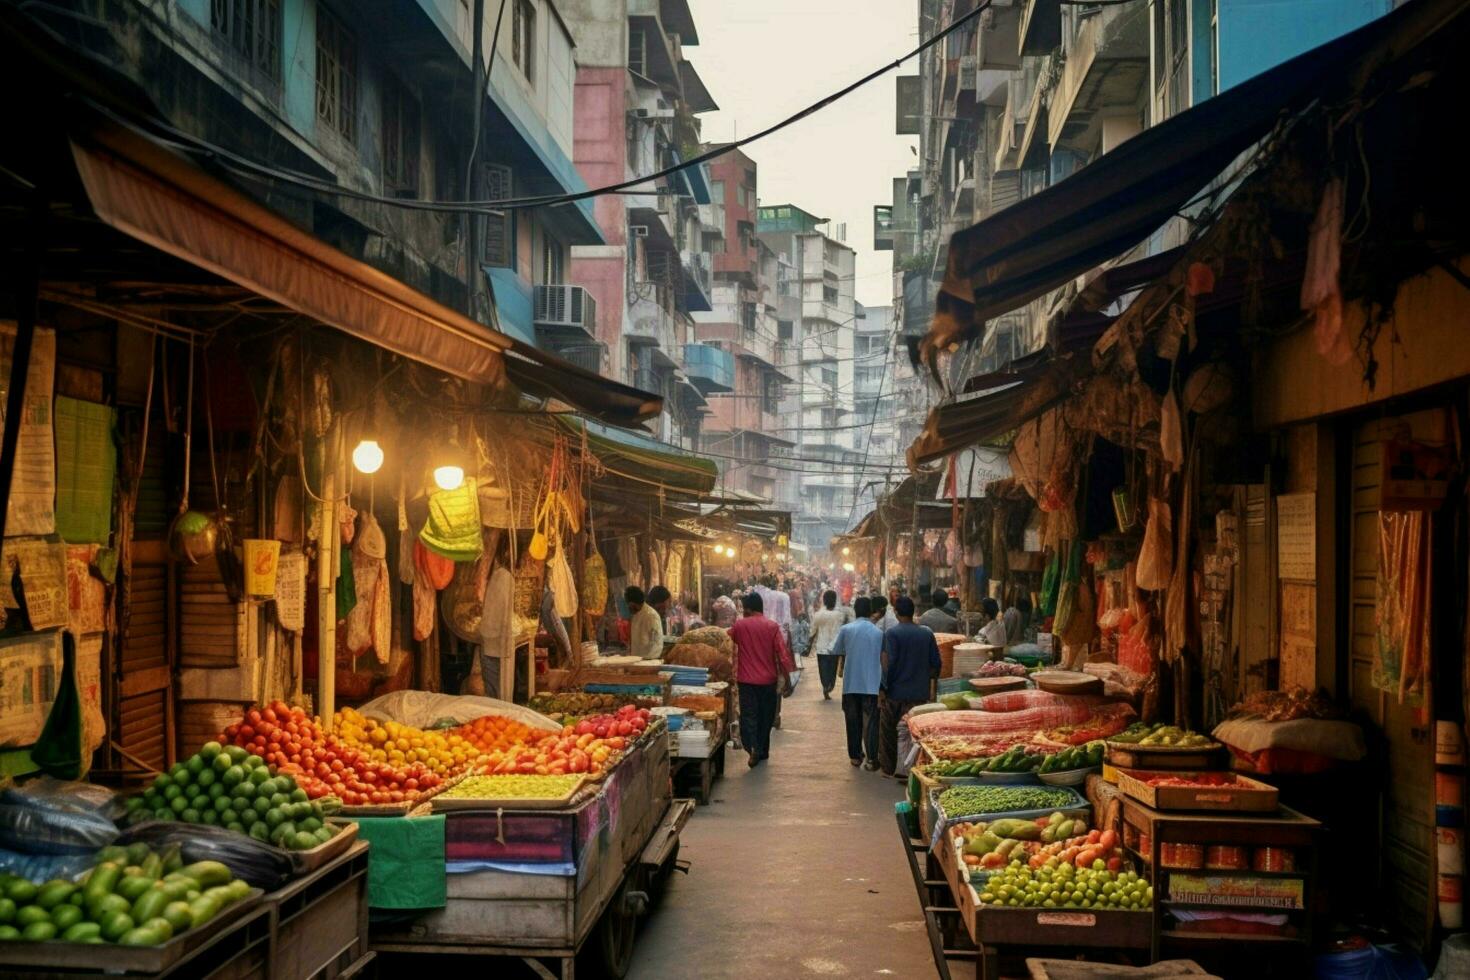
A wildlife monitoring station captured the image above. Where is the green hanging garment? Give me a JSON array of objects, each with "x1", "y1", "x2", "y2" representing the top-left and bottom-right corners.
[{"x1": 32, "y1": 633, "x2": 85, "y2": 780}]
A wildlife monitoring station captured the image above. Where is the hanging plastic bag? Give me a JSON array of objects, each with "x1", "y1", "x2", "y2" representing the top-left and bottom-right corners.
[
  {"x1": 1160, "y1": 388, "x2": 1185, "y2": 471},
  {"x1": 548, "y1": 535, "x2": 578, "y2": 619},
  {"x1": 1137, "y1": 498, "x2": 1174, "y2": 591}
]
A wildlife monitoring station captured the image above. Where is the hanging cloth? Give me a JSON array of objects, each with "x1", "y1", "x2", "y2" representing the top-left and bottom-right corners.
[
  {"x1": 419, "y1": 479, "x2": 483, "y2": 562},
  {"x1": 414, "y1": 538, "x2": 454, "y2": 591},
  {"x1": 347, "y1": 513, "x2": 391, "y2": 663},
  {"x1": 548, "y1": 532, "x2": 578, "y2": 618}
]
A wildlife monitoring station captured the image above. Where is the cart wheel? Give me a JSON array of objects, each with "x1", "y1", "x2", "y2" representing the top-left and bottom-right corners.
[{"x1": 590, "y1": 869, "x2": 645, "y2": 978}]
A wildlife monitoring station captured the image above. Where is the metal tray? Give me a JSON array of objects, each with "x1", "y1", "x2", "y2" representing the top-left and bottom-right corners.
[
  {"x1": 431, "y1": 776, "x2": 589, "y2": 812},
  {"x1": 1037, "y1": 766, "x2": 1099, "y2": 786},
  {"x1": 0, "y1": 888, "x2": 263, "y2": 973}
]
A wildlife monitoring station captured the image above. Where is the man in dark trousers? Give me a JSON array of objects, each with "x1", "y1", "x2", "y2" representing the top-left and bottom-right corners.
[
  {"x1": 730, "y1": 591, "x2": 794, "y2": 768},
  {"x1": 878, "y1": 596, "x2": 941, "y2": 777}
]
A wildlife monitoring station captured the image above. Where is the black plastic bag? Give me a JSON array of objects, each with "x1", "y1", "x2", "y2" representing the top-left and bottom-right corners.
[{"x1": 118, "y1": 821, "x2": 294, "y2": 891}]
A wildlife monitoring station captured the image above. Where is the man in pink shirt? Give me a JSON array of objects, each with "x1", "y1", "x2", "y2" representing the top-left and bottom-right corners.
[{"x1": 730, "y1": 591, "x2": 795, "y2": 768}]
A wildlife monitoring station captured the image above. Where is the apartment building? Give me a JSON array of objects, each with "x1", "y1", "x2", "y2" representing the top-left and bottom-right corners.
[
  {"x1": 559, "y1": 0, "x2": 722, "y2": 450},
  {"x1": 692, "y1": 148, "x2": 799, "y2": 510},
  {"x1": 756, "y1": 205, "x2": 860, "y2": 552},
  {"x1": 882, "y1": 0, "x2": 1394, "y2": 384}
]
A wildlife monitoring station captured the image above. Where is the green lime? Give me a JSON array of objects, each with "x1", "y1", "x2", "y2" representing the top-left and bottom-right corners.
[
  {"x1": 181, "y1": 809, "x2": 200, "y2": 824},
  {"x1": 213, "y1": 754, "x2": 233, "y2": 775},
  {"x1": 264, "y1": 808, "x2": 285, "y2": 829},
  {"x1": 233, "y1": 782, "x2": 256, "y2": 802},
  {"x1": 289, "y1": 788, "x2": 308, "y2": 804},
  {"x1": 169, "y1": 796, "x2": 188, "y2": 814},
  {"x1": 225, "y1": 745, "x2": 248, "y2": 764},
  {"x1": 252, "y1": 797, "x2": 271, "y2": 816},
  {"x1": 292, "y1": 832, "x2": 318, "y2": 851},
  {"x1": 162, "y1": 784, "x2": 182, "y2": 801},
  {"x1": 249, "y1": 766, "x2": 270, "y2": 786},
  {"x1": 196, "y1": 768, "x2": 216, "y2": 788},
  {"x1": 248, "y1": 822, "x2": 270, "y2": 842},
  {"x1": 201, "y1": 810, "x2": 221, "y2": 826},
  {"x1": 222, "y1": 766, "x2": 245, "y2": 788},
  {"x1": 200, "y1": 741, "x2": 223, "y2": 760}
]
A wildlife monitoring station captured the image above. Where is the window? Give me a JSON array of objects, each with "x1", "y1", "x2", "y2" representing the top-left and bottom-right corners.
[
  {"x1": 513, "y1": 0, "x2": 536, "y2": 84},
  {"x1": 381, "y1": 72, "x2": 420, "y2": 196},
  {"x1": 315, "y1": 5, "x2": 356, "y2": 143},
  {"x1": 541, "y1": 234, "x2": 565, "y2": 285},
  {"x1": 741, "y1": 302, "x2": 757, "y2": 332},
  {"x1": 628, "y1": 26, "x2": 647, "y2": 77},
  {"x1": 212, "y1": 0, "x2": 281, "y2": 81},
  {"x1": 481, "y1": 164, "x2": 514, "y2": 267},
  {"x1": 761, "y1": 373, "x2": 780, "y2": 415},
  {"x1": 735, "y1": 184, "x2": 748, "y2": 208},
  {"x1": 777, "y1": 320, "x2": 793, "y2": 341},
  {"x1": 1153, "y1": 0, "x2": 1190, "y2": 120},
  {"x1": 820, "y1": 360, "x2": 837, "y2": 388},
  {"x1": 823, "y1": 284, "x2": 839, "y2": 304},
  {"x1": 710, "y1": 180, "x2": 725, "y2": 206}
]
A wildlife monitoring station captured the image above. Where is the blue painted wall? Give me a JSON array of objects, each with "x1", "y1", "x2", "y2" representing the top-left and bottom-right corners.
[{"x1": 1216, "y1": 0, "x2": 1391, "y2": 93}]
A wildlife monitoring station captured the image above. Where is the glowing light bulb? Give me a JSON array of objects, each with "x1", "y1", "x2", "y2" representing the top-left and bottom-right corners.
[
  {"x1": 842, "y1": 562, "x2": 855, "y2": 572},
  {"x1": 433, "y1": 465, "x2": 465, "y2": 491},
  {"x1": 842, "y1": 546, "x2": 851, "y2": 556},
  {"x1": 352, "y1": 439, "x2": 384, "y2": 475}
]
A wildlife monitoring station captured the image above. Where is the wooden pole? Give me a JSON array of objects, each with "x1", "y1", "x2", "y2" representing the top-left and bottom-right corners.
[{"x1": 317, "y1": 425, "x2": 339, "y2": 731}]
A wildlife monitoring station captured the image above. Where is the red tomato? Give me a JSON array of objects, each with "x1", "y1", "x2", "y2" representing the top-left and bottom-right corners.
[
  {"x1": 247, "y1": 709, "x2": 262, "y2": 725},
  {"x1": 363, "y1": 771, "x2": 377, "y2": 784}
]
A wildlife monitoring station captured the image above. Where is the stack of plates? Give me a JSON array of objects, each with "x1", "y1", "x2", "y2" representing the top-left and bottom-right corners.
[{"x1": 952, "y1": 642, "x2": 993, "y2": 677}]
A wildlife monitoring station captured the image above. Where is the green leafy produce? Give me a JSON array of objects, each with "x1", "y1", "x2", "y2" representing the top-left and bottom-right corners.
[
  {"x1": 937, "y1": 785, "x2": 1078, "y2": 817},
  {"x1": 977, "y1": 861, "x2": 1153, "y2": 910},
  {"x1": 1108, "y1": 722, "x2": 1214, "y2": 747},
  {"x1": 923, "y1": 740, "x2": 1107, "y2": 778}
]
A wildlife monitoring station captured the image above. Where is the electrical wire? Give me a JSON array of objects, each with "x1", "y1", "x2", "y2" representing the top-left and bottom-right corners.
[{"x1": 57, "y1": 0, "x2": 994, "y2": 216}]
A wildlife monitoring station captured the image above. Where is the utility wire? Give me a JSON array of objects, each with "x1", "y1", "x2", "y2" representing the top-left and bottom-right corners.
[{"x1": 61, "y1": 0, "x2": 993, "y2": 216}]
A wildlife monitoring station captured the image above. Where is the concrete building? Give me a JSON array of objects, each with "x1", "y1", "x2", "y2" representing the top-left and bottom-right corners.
[
  {"x1": 691, "y1": 148, "x2": 798, "y2": 511},
  {"x1": 558, "y1": 0, "x2": 722, "y2": 450},
  {"x1": 756, "y1": 205, "x2": 860, "y2": 553}
]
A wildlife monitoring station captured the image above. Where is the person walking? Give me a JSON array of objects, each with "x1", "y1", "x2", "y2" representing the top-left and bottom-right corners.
[
  {"x1": 879, "y1": 596, "x2": 941, "y2": 777},
  {"x1": 731, "y1": 591, "x2": 794, "y2": 768},
  {"x1": 917, "y1": 588, "x2": 959, "y2": 633},
  {"x1": 810, "y1": 590, "x2": 846, "y2": 700},
  {"x1": 879, "y1": 586, "x2": 901, "y2": 631},
  {"x1": 831, "y1": 596, "x2": 882, "y2": 769}
]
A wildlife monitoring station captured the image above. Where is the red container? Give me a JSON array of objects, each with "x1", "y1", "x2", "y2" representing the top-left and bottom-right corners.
[
  {"x1": 1253, "y1": 847, "x2": 1296, "y2": 872},
  {"x1": 1206, "y1": 845, "x2": 1249, "y2": 870},
  {"x1": 1161, "y1": 843, "x2": 1205, "y2": 869}
]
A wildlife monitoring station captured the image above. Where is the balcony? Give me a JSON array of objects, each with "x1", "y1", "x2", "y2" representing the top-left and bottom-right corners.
[
  {"x1": 540, "y1": 336, "x2": 605, "y2": 375},
  {"x1": 680, "y1": 249, "x2": 713, "y2": 312},
  {"x1": 682, "y1": 343, "x2": 734, "y2": 394},
  {"x1": 1018, "y1": 0, "x2": 1061, "y2": 56},
  {"x1": 533, "y1": 284, "x2": 597, "y2": 341},
  {"x1": 1048, "y1": 2, "x2": 1149, "y2": 153},
  {"x1": 628, "y1": 1, "x2": 681, "y2": 93},
  {"x1": 628, "y1": 293, "x2": 679, "y2": 366},
  {"x1": 977, "y1": 2, "x2": 1022, "y2": 72}
]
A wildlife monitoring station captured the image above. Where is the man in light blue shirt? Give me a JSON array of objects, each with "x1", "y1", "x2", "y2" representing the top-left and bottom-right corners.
[{"x1": 831, "y1": 596, "x2": 883, "y2": 770}]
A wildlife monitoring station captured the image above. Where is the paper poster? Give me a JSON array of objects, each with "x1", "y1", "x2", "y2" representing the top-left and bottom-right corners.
[
  {"x1": 0, "y1": 630, "x2": 62, "y2": 747},
  {"x1": 54, "y1": 397, "x2": 116, "y2": 544},
  {"x1": 273, "y1": 550, "x2": 307, "y2": 632},
  {"x1": 0, "y1": 324, "x2": 57, "y2": 536},
  {"x1": 66, "y1": 544, "x2": 109, "y2": 634},
  {"x1": 75, "y1": 632, "x2": 105, "y2": 757},
  {"x1": 1279, "y1": 581, "x2": 1316, "y2": 692},
  {"x1": 2, "y1": 535, "x2": 70, "y2": 630},
  {"x1": 1275, "y1": 493, "x2": 1316, "y2": 581}
]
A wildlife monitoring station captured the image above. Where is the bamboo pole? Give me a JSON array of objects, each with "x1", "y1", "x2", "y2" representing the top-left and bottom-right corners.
[{"x1": 317, "y1": 425, "x2": 339, "y2": 732}]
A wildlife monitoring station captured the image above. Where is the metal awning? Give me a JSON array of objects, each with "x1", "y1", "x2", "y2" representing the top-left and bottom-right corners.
[
  {"x1": 921, "y1": 0, "x2": 1463, "y2": 363},
  {"x1": 556, "y1": 416, "x2": 718, "y2": 496}
]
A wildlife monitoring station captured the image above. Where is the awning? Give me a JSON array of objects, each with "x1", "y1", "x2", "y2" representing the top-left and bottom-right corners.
[
  {"x1": 922, "y1": 0, "x2": 1464, "y2": 362},
  {"x1": 68, "y1": 122, "x2": 661, "y2": 428},
  {"x1": 557, "y1": 417, "x2": 718, "y2": 495}
]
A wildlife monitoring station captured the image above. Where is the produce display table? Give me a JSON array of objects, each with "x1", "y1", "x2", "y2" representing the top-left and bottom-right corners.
[
  {"x1": 1120, "y1": 797, "x2": 1320, "y2": 962},
  {"x1": 369, "y1": 731, "x2": 691, "y2": 979},
  {"x1": 670, "y1": 723, "x2": 728, "y2": 805},
  {"x1": 936, "y1": 826, "x2": 1151, "y2": 979}
]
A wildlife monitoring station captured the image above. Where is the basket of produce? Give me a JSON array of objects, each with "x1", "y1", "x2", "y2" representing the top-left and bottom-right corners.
[
  {"x1": 950, "y1": 812, "x2": 1119, "y2": 874},
  {"x1": 933, "y1": 784, "x2": 1089, "y2": 826},
  {"x1": 431, "y1": 774, "x2": 589, "y2": 812},
  {"x1": 1105, "y1": 722, "x2": 1225, "y2": 770},
  {"x1": 1116, "y1": 769, "x2": 1280, "y2": 813},
  {"x1": 1035, "y1": 742, "x2": 1105, "y2": 785},
  {"x1": 0, "y1": 845, "x2": 262, "y2": 970}
]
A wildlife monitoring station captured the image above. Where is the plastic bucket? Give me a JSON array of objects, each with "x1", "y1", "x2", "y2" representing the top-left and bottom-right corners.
[{"x1": 242, "y1": 539, "x2": 281, "y2": 598}]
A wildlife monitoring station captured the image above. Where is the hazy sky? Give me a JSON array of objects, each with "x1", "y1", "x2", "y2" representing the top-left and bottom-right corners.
[{"x1": 686, "y1": 0, "x2": 918, "y2": 310}]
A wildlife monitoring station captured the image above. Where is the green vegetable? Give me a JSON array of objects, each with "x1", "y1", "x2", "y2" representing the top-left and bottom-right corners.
[
  {"x1": 21, "y1": 920, "x2": 56, "y2": 941},
  {"x1": 130, "y1": 885, "x2": 170, "y2": 925},
  {"x1": 35, "y1": 880, "x2": 76, "y2": 910},
  {"x1": 100, "y1": 911, "x2": 135, "y2": 942},
  {"x1": 162, "y1": 901, "x2": 193, "y2": 933},
  {"x1": 187, "y1": 895, "x2": 221, "y2": 928},
  {"x1": 88, "y1": 893, "x2": 131, "y2": 921},
  {"x1": 119, "y1": 925, "x2": 166, "y2": 946},
  {"x1": 937, "y1": 785, "x2": 1077, "y2": 817},
  {"x1": 180, "y1": 861, "x2": 232, "y2": 889},
  {"x1": 50, "y1": 903, "x2": 84, "y2": 931},
  {"x1": 4, "y1": 880, "x2": 38, "y2": 904},
  {"x1": 116, "y1": 875, "x2": 155, "y2": 903},
  {"x1": 15, "y1": 905, "x2": 50, "y2": 928},
  {"x1": 84, "y1": 862, "x2": 121, "y2": 905},
  {"x1": 61, "y1": 921, "x2": 102, "y2": 942},
  {"x1": 0, "y1": 925, "x2": 19, "y2": 941},
  {"x1": 0, "y1": 897, "x2": 13, "y2": 924}
]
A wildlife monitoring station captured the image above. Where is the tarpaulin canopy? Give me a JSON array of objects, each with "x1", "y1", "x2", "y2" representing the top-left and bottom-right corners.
[
  {"x1": 921, "y1": 0, "x2": 1466, "y2": 366},
  {"x1": 557, "y1": 416, "x2": 719, "y2": 496}
]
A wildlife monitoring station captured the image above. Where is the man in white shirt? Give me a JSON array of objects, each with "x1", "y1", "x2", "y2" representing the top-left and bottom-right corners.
[
  {"x1": 809, "y1": 590, "x2": 846, "y2": 700},
  {"x1": 626, "y1": 585, "x2": 664, "y2": 660}
]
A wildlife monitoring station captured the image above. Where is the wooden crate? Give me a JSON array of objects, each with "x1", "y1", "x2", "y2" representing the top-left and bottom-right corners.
[
  {"x1": 176, "y1": 700, "x2": 250, "y2": 761},
  {"x1": 1106, "y1": 744, "x2": 1228, "y2": 771},
  {"x1": 1117, "y1": 769, "x2": 1279, "y2": 813},
  {"x1": 269, "y1": 842, "x2": 371, "y2": 980}
]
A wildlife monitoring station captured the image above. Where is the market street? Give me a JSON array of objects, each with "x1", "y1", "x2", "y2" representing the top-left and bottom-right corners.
[{"x1": 629, "y1": 670, "x2": 934, "y2": 979}]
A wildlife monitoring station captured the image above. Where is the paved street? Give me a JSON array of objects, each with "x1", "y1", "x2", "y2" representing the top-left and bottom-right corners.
[{"x1": 629, "y1": 667, "x2": 935, "y2": 979}]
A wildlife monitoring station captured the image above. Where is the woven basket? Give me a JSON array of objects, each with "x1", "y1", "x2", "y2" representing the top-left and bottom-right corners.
[
  {"x1": 478, "y1": 484, "x2": 512, "y2": 528},
  {"x1": 933, "y1": 632, "x2": 968, "y2": 679}
]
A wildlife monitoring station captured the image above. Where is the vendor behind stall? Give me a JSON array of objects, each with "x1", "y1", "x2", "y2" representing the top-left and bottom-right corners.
[
  {"x1": 978, "y1": 597, "x2": 1008, "y2": 648},
  {"x1": 627, "y1": 585, "x2": 666, "y2": 660}
]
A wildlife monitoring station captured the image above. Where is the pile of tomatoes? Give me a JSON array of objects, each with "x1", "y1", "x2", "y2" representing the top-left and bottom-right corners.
[{"x1": 219, "y1": 701, "x2": 445, "y2": 807}]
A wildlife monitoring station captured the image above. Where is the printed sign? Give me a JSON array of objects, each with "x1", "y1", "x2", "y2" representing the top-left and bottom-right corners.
[
  {"x1": 1036, "y1": 912, "x2": 1097, "y2": 927},
  {"x1": 0, "y1": 324, "x2": 57, "y2": 536},
  {"x1": 1275, "y1": 493, "x2": 1316, "y2": 581},
  {"x1": 0, "y1": 630, "x2": 62, "y2": 747},
  {"x1": 2, "y1": 536, "x2": 70, "y2": 630}
]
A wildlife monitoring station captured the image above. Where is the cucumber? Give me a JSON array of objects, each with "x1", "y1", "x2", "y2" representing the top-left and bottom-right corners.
[
  {"x1": 180, "y1": 861, "x2": 232, "y2": 889},
  {"x1": 96, "y1": 846, "x2": 128, "y2": 865},
  {"x1": 138, "y1": 852, "x2": 163, "y2": 880},
  {"x1": 88, "y1": 893, "x2": 131, "y2": 920},
  {"x1": 35, "y1": 881, "x2": 76, "y2": 910},
  {"x1": 99, "y1": 912, "x2": 135, "y2": 942},
  {"x1": 0, "y1": 897, "x2": 13, "y2": 923},
  {"x1": 130, "y1": 885, "x2": 170, "y2": 925},
  {"x1": 116, "y1": 876, "x2": 154, "y2": 903},
  {"x1": 0, "y1": 925, "x2": 19, "y2": 941},
  {"x1": 49, "y1": 904, "x2": 83, "y2": 931},
  {"x1": 15, "y1": 906, "x2": 50, "y2": 928},
  {"x1": 61, "y1": 921, "x2": 102, "y2": 943},
  {"x1": 83, "y1": 863, "x2": 121, "y2": 905},
  {"x1": 142, "y1": 916, "x2": 174, "y2": 941},
  {"x1": 21, "y1": 921, "x2": 56, "y2": 942},
  {"x1": 161, "y1": 845, "x2": 184, "y2": 874},
  {"x1": 119, "y1": 925, "x2": 166, "y2": 946},
  {"x1": 223, "y1": 880, "x2": 251, "y2": 903},
  {"x1": 125, "y1": 843, "x2": 152, "y2": 866}
]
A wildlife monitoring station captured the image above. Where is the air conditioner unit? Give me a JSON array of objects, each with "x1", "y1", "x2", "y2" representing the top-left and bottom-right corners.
[
  {"x1": 630, "y1": 225, "x2": 649, "y2": 237},
  {"x1": 533, "y1": 284, "x2": 598, "y2": 331},
  {"x1": 634, "y1": 107, "x2": 651, "y2": 118}
]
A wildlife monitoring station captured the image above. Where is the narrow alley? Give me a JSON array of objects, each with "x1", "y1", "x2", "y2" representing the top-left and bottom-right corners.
[{"x1": 630, "y1": 671, "x2": 935, "y2": 979}]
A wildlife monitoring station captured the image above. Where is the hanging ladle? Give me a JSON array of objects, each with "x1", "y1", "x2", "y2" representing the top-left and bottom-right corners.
[{"x1": 168, "y1": 336, "x2": 219, "y2": 563}]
